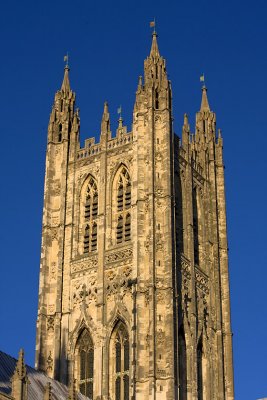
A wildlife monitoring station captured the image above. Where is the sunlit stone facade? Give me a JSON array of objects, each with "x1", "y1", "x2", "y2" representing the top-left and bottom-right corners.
[{"x1": 35, "y1": 33, "x2": 234, "y2": 400}]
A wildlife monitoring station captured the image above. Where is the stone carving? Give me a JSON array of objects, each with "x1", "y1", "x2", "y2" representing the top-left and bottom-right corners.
[
  {"x1": 46, "y1": 351, "x2": 53, "y2": 372},
  {"x1": 155, "y1": 151, "x2": 162, "y2": 162},
  {"x1": 155, "y1": 115, "x2": 161, "y2": 124},
  {"x1": 105, "y1": 266, "x2": 132, "y2": 299},
  {"x1": 72, "y1": 279, "x2": 97, "y2": 308},
  {"x1": 197, "y1": 289, "x2": 209, "y2": 330},
  {"x1": 50, "y1": 228, "x2": 58, "y2": 241},
  {"x1": 157, "y1": 329, "x2": 164, "y2": 345},
  {"x1": 144, "y1": 289, "x2": 150, "y2": 306},
  {"x1": 195, "y1": 267, "x2": 209, "y2": 295},
  {"x1": 49, "y1": 262, "x2": 56, "y2": 281},
  {"x1": 155, "y1": 186, "x2": 164, "y2": 197},
  {"x1": 52, "y1": 181, "x2": 61, "y2": 195},
  {"x1": 71, "y1": 256, "x2": 98, "y2": 274},
  {"x1": 105, "y1": 246, "x2": 133, "y2": 264},
  {"x1": 155, "y1": 233, "x2": 163, "y2": 251},
  {"x1": 47, "y1": 316, "x2": 54, "y2": 332},
  {"x1": 181, "y1": 258, "x2": 191, "y2": 281},
  {"x1": 48, "y1": 304, "x2": 55, "y2": 314},
  {"x1": 157, "y1": 291, "x2": 165, "y2": 303},
  {"x1": 145, "y1": 235, "x2": 151, "y2": 252},
  {"x1": 144, "y1": 196, "x2": 149, "y2": 213},
  {"x1": 182, "y1": 288, "x2": 191, "y2": 319}
]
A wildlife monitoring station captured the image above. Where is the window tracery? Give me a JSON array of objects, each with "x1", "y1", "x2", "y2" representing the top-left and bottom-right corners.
[
  {"x1": 115, "y1": 167, "x2": 131, "y2": 244},
  {"x1": 77, "y1": 330, "x2": 94, "y2": 399},
  {"x1": 83, "y1": 177, "x2": 98, "y2": 253},
  {"x1": 110, "y1": 322, "x2": 130, "y2": 400}
]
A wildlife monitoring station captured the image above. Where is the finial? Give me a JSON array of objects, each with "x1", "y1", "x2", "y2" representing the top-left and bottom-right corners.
[
  {"x1": 104, "y1": 101, "x2": 109, "y2": 114},
  {"x1": 150, "y1": 18, "x2": 156, "y2": 34},
  {"x1": 218, "y1": 129, "x2": 222, "y2": 139},
  {"x1": 64, "y1": 53, "x2": 69, "y2": 68},
  {"x1": 183, "y1": 113, "x2": 189, "y2": 127},
  {"x1": 117, "y1": 105, "x2": 123, "y2": 128},
  {"x1": 138, "y1": 75, "x2": 143, "y2": 87},
  {"x1": 101, "y1": 101, "x2": 110, "y2": 136}
]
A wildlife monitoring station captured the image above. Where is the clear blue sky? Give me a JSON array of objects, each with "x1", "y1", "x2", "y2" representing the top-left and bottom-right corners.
[{"x1": 0, "y1": 0, "x2": 266, "y2": 399}]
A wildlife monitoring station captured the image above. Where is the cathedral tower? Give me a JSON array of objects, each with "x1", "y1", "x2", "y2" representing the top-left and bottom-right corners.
[{"x1": 35, "y1": 33, "x2": 234, "y2": 399}]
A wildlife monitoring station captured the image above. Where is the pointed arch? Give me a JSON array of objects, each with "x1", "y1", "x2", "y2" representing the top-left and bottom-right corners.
[
  {"x1": 113, "y1": 165, "x2": 132, "y2": 245},
  {"x1": 109, "y1": 320, "x2": 130, "y2": 400},
  {"x1": 76, "y1": 329, "x2": 94, "y2": 399},
  {"x1": 80, "y1": 175, "x2": 98, "y2": 254}
]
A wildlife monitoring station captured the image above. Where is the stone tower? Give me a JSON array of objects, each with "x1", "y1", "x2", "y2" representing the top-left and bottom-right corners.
[{"x1": 35, "y1": 33, "x2": 234, "y2": 400}]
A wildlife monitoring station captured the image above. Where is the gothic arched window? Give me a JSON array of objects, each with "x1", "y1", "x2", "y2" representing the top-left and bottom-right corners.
[
  {"x1": 83, "y1": 177, "x2": 98, "y2": 253},
  {"x1": 110, "y1": 322, "x2": 130, "y2": 400},
  {"x1": 115, "y1": 167, "x2": 131, "y2": 245},
  {"x1": 77, "y1": 330, "x2": 94, "y2": 399}
]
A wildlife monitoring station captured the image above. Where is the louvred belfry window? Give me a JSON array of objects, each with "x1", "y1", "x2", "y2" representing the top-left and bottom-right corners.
[
  {"x1": 78, "y1": 330, "x2": 94, "y2": 399},
  {"x1": 83, "y1": 177, "x2": 98, "y2": 253},
  {"x1": 115, "y1": 167, "x2": 131, "y2": 244},
  {"x1": 113, "y1": 323, "x2": 130, "y2": 400}
]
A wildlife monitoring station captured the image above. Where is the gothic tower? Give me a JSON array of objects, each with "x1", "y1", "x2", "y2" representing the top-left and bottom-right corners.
[{"x1": 35, "y1": 33, "x2": 234, "y2": 399}]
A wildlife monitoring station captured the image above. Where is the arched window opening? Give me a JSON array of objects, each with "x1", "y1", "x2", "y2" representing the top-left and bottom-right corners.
[
  {"x1": 115, "y1": 167, "x2": 131, "y2": 245},
  {"x1": 91, "y1": 223, "x2": 97, "y2": 251},
  {"x1": 111, "y1": 322, "x2": 130, "y2": 400},
  {"x1": 178, "y1": 328, "x2": 187, "y2": 400},
  {"x1": 58, "y1": 124, "x2": 62, "y2": 142},
  {"x1": 83, "y1": 177, "x2": 98, "y2": 254},
  {"x1": 84, "y1": 225, "x2": 90, "y2": 253},
  {"x1": 117, "y1": 181, "x2": 124, "y2": 212},
  {"x1": 77, "y1": 330, "x2": 94, "y2": 399},
  {"x1": 155, "y1": 91, "x2": 159, "y2": 109},
  {"x1": 125, "y1": 214, "x2": 131, "y2": 242},
  {"x1": 117, "y1": 216, "x2": 123, "y2": 244},
  {"x1": 125, "y1": 183, "x2": 131, "y2": 209}
]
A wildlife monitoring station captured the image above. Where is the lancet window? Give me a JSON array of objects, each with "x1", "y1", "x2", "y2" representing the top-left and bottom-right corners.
[
  {"x1": 111, "y1": 322, "x2": 130, "y2": 400},
  {"x1": 115, "y1": 167, "x2": 131, "y2": 244},
  {"x1": 77, "y1": 330, "x2": 94, "y2": 399},
  {"x1": 83, "y1": 177, "x2": 98, "y2": 253}
]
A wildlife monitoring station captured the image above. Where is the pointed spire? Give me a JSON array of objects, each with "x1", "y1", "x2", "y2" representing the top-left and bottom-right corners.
[
  {"x1": 150, "y1": 31, "x2": 160, "y2": 58},
  {"x1": 200, "y1": 85, "x2": 210, "y2": 111},
  {"x1": 182, "y1": 113, "x2": 190, "y2": 146},
  {"x1": 101, "y1": 101, "x2": 110, "y2": 136},
  {"x1": 61, "y1": 65, "x2": 71, "y2": 94},
  {"x1": 118, "y1": 115, "x2": 123, "y2": 129},
  {"x1": 14, "y1": 349, "x2": 27, "y2": 379},
  {"x1": 43, "y1": 382, "x2": 52, "y2": 400},
  {"x1": 11, "y1": 349, "x2": 29, "y2": 400}
]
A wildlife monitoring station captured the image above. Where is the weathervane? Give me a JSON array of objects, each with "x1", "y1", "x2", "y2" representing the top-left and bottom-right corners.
[
  {"x1": 150, "y1": 18, "x2": 156, "y2": 34},
  {"x1": 200, "y1": 73, "x2": 205, "y2": 86},
  {"x1": 64, "y1": 53, "x2": 69, "y2": 67}
]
